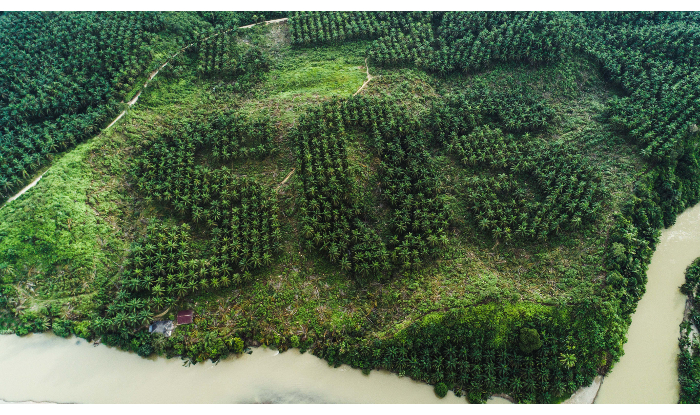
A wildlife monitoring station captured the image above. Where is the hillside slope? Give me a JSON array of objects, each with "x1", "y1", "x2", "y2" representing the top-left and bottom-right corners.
[{"x1": 1, "y1": 12, "x2": 699, "y2": 404}]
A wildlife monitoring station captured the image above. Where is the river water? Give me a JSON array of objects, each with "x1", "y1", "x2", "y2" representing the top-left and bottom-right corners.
[
  {"x1": 0, "y1": 333, "x2": 470, "y2": 404},
  {"x1": 595, "y1": 203, "x2": 700, "y2": 403}
]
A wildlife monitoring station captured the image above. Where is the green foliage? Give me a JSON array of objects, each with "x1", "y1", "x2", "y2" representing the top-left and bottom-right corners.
[
  {"x1": 377, "y1": 12, "x2": 577, "y2": 74},
  {"x1": 267, "y1": 43, "x2": 368, "y2": 100},
  {"x1": 293, "y1": 12, "x2": 700, "y2": 166},
  {"x1": 467, "y1": 391, "x2": 487, "y2": 404},
  {"x1": 313, "y1": 301, "x2": 617, "y2": 403},
  {"x1": 289, "y1": 12, "x2": 421, "y2": 46},
  {"x1": 0, "y1": 11, "x2": 289, "y2": 206},
  {"x1": 293, "y1": 96, "x2": 449, "y2": 279},
  {"x1": 559, "y1": 353, "x2": 577, "y2": 368},
  {"x1": 448, "y1": 127, "x2": 605, "y2": 242},
  {"x1": 232, "y1": 337, "x2": 245, "y2": 354},
  {"x1": 52, "y1": 318, "x2": 73, "y2": 338},
  {"x1": 0, "y1": 135, "x2": 128, "y2": 325},
  {"x1": 160, "y1": 12, "x2": 287, "y2": 52},
  {"x1": 291, "y1": 12, "x2": 577, "y2": 75},
  {"x1": 581, "y1": 13, "x2": 700, "y2": 162},
  {"x1": 73, "y1": 320, "x2": 93, "y2": 341},
  {"x1": 519, "y1": 328, "x2": 543, "y2": 353},
  {"x1": 137, "y1": 341, "x2": 155, "y2": 357},
  {"x1": 4, "y1": 11, "x2": 700, "y2": 405},
  {"x1": 434, "y1": 382, "x2": 448, "y2": 398},
  {"x1": 0, "y1": 12, "x2": 168, "y2": 204},
  {"x1": 131, "y1": 111, "x2": 281, "y2": 273},
  {"x1": 429, "y1": 87, "x2": 556, "y2": 137},
  {"x1": 426, "y1": 86, "x2": 608, "y2": 242},
  {"x1": 94, "y1": 109, "x2": 281, "y2": 347}
]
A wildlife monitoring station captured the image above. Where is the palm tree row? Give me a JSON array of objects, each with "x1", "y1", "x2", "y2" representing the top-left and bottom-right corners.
[
  {"x1": 378, "y1": 133, "x2": 450, "y2": 268},
  {"x1": 98, "y1": 114, "x2": 282, "y2": 337},
  {"x1": 428, "y1": 12, "x2": 577, "y2": 75},
  {"x1": 131, "y1": 112, "x2": 281, "y2": 281},
  {"x1": 289, "y1": 12, "x2": 698, "y2": 166},
  {"x1": 293, "y1": 96, "x2": 451, "y2": 278},
  {"x1": 428, "y1": 87, "x2": 555, "y2": 144},
  {"x1": 288, "y1": 11, "x2": 430, "y2": 46},
  {"x1": 366, "y1": 23, "x2": 435, "y2": 69},
  {"x1": 293, "y1": 102, "x2": 388, "y2": 278},
  {"x1": 453, "y1": 125, "x2": 604, "y2": 241},
  {"x1": 585, "y1": 20, "x2": 700, "y2": 162},
  {"x1": 290, "y1": 12, "x2": 577, "y2": 76}
]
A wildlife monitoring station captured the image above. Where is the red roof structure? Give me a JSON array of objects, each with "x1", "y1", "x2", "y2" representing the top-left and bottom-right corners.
[{"x1": 177, "y1": 310, "x2": 194, "y2": 325}]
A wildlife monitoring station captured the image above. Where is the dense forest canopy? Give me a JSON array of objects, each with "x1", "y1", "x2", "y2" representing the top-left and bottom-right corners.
[{"x1": 0, "y1": 11, "x2": 699, "y2": 404}]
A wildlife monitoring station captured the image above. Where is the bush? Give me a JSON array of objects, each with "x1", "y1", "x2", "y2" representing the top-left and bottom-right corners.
[
  {"x1": 519, "y1": 328, "x2": 543, "y2": 353},
  {"x1": 467, "y1": 391, "x2": 486, "y2": 404},
  {"x1": 52, "y1": 319, "x2": 73, "y2": 338},
  {"x1": 434, "y1": 382, "x2": 448, "y2": 398},
  {"x1": 73, "y1": 320, "x2": 93, "y2": 341},
  {"x1": 606, "y1": 271, "x2": 624, "y2": 288},
  {"x1": 137, "y1": 342, "x2": 155, "y2": 357},
  {"x1": 232, "y1": 337, "x2": 245, "y2": 354},
  {"x1": 152, "y1": 333, "x2": 168, "y2": 356},
  {"x1": 290, "y1": 335, "x2": 300, "y2": 348}
]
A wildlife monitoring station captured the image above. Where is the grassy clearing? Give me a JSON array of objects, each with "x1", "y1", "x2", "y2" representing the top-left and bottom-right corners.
[{"x1": 0, "y1": 125, "x2": 138, "y2": 328}]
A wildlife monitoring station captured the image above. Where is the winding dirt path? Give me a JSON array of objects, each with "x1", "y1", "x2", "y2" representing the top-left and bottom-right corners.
[
  {"x1": 1, "y1": 17, "x2": 289, "y2": 208},
  {"x1": 353, "y1": 57, "x2": 374, "y2": 97},
  {"x1": 238, "y1": 17, "x2": 288, "y2": 30}
]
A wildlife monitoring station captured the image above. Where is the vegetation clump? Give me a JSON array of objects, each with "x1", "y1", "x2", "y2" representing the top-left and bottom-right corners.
[
  {"x1": 519, "y1": 328, "x2": 543, "y2": 354},
  {"x1": 194, "y1": 30, "x2": 271, "y2": 89},
  {"x1": 434, "y1": 382, "x2": 448, "y2": 398},
  {"x1": 293, "y1": 96, "x2": 449, "y2": 279}
]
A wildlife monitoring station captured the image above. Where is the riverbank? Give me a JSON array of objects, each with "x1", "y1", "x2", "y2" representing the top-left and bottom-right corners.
[
  {"x1": 677, "y1": 256, "x2": 700, "y2": 403},
  {"x1": 0, "y1": 333, "x2": 465, "y2": 404},
  {"x1": 595, "y1": 203, "x2": 700, "y2": 403},
  {"x1": 563, "y1": 376, "x2": 603, "y2": 404},
  {"x1": 0, "y1": 330, "x2": 616, "y2": 405}
]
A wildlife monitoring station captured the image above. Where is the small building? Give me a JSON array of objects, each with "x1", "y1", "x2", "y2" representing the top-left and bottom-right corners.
[
  {"x1": 149, "y1": 320, "x2": 174, "y2": 337},
  {"x1": 177, "y1": 310, "x2": 194, "y2": 325}
]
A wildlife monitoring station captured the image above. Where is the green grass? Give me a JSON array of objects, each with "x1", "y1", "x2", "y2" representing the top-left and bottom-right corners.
[
  {"x1": 0, "y1": 127, "x2": 135, "y2": 322},
  {"x1": 268, "y1": 59, "x2": 366, "y2": 98}
]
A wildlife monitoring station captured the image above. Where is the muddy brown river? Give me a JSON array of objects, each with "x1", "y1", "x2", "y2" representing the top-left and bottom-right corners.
[{"x1": 0, "y1": 333, "x2": 472, "y2": 404}]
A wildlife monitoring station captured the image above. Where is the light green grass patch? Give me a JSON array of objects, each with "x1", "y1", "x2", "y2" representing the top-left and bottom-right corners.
[
  {"x1": 0, "y1": 131, "x2": 130, "y2": 319},
  {"x1": 267, "y1": 59, "x2": 367, "y2": 100}
]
